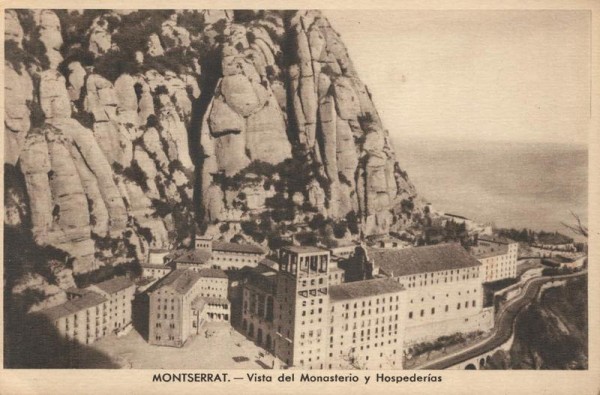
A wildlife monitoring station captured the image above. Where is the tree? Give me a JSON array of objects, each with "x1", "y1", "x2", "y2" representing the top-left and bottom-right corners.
[{"x1": 561, "y1": 211, "x2": 588, "y2": 238}]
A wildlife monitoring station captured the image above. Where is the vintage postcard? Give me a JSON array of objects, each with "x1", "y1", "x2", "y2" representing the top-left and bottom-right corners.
[{"x1": 1, "y1": 0, "x2": 598, "y2": 394}]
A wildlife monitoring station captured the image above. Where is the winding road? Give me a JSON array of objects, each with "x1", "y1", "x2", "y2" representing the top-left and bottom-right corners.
[{"x1": 417, "y1": 270, "x2": 587, "y2": 370}]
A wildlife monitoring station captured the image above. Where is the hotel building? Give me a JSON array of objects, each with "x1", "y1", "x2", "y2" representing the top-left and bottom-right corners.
[
  {"x1": 173, "y1": 236, "x2": 266, "y2": 271},
  {"x1": 141, "y1": 249, "x2": 173, "y2": 280},
  {"x1": 35, "y1": 277, "x2": 135, "y2": 345},
  {"x1": 470, "y1": 236, "x2": 519, "y2": 283},
  {"x1": 364, "y1": 243, "x2": 494, "y2": 344},
  {"x1": 241, "y1": 246, "x2": 406, "y2": 369},
  {"x1": 148, "y1": 268, "x2": 231, "y2": 347}
]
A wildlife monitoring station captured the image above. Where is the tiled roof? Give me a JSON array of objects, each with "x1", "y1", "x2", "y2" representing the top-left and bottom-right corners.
[
  {"x1": 173, "y1": 250, "x2": 212, "y2": 264},
  {"x1": 368, "y1": 243, "x2": 481, "y2": 277},
  {"x1": 197, "y1": 268, "x2": 228, "y2": 279},
  {"x1": 252, "y1": 263, "x2": 277, "y2": 275},
  {"x1": 282, "y1": 245, "x2": 328, "y2": 254},
  {"x1": 245, "y1": 265, "x2": 277, "y2": 294},
  {"x1": 470, "y1": 243, "x2": 509, "y2": 259},
  {"x1": 141, "y1": 263, "x2": 171, "y2": 269},
  {"x1": 35, "y1": 292, "x2": 107, "y2": 321},
  {"x1": 258, "y1": 258, "x2": 278, "y2": 269},
  {"x1": 212, "y1": 241, "x2": 265, "y2": 255},
  {"x1": 65, "y1": 287, "x2": 90, "y2": 296},
  {"x1": 478, "y1": 235, "x2": 514, "y2": 245},
  {"x1": 154, "y1": 269, "x2": 202, "y2": 295},
  {"x1": 329, "y1": 278, "x2": 404, "y2": 302},
  {"x1": 94, "y1": 277, "x2": 134, "y2": 294}
]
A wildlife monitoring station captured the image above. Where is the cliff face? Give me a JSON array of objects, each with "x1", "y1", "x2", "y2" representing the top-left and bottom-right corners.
[{"x1": 4, "y1": 9, "x2": 421, "y2": 275}]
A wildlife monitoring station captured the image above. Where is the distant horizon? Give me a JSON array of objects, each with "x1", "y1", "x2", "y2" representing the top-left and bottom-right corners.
[
  {"x1": 393, "y1": 138, "x2": 588, "y2": 241},
  {"x1": 327, "y1": 10, "x2": 591, "y2": 146},
  {"x1": 391, "y1": 134, "x2": 589, "y2": 149}
]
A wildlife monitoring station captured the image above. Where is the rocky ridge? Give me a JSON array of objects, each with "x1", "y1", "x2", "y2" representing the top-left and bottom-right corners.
[{"x1": 4, "y1": 9, "x2": 422, "y2": 278}]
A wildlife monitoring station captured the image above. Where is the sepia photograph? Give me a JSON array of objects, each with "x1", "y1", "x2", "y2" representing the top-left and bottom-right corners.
[{"x1": 1, "y1": 5, "x2": 593, "y2": 379}]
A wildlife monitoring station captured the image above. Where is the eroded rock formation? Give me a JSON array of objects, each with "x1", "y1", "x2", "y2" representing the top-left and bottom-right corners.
[{"x1": 5, "y1": 9, "x2": 421, "y2": 278}]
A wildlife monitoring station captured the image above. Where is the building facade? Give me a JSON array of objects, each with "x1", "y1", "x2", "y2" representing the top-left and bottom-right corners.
[
  {"x1": 240, "y1": 246, "x2": 407, "y2": 370},
  {"x1": 148, "y1": 269, "x2": 231, "y2": 347},
  {"x1": 174, "y1": 236, "x2": 266, "y2": 271},
  {"x1": 471, "y1": 236, "x2": 519, "y2": 283},
  {"x1": 36, "y1": 291, "x2": 108, "y2": 345},
  {"x1": 36, "y1": 277, "x2": 135, "y2": 345},
  {"x1": 328, "y1": 279, "x2": 406, "y2": 369},
  {"x1": 141, "y1": 249, "x2": 173, "y2": 280},
  {"x1": 366, "y1": 243, "x2": 494, "y2": 345},
  {"x1": 88, "y1": 276, "x2": 136, "y2": 332},
  {"x1": 195, "y1": 268, "x2": 230, "y2": 322},
  {"x1": 148, "y1": 270, "x2": 204, "y2": 347},
  {"x1": 274, "y1": 246, "x2": 331, "y2": 369},
  {"x1": 241, "y1": 265, "x2": 278, "y2": 352}
]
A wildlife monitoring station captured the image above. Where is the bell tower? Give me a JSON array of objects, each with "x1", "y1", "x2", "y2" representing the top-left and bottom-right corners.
[{"x1": 274, "y1": 246, "x2": 330, "y2": 369}]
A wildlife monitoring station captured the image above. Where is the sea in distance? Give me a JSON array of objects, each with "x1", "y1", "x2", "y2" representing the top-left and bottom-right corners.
[{"x1": 393, "y1": 138, "x2": 588, "y2": 240}]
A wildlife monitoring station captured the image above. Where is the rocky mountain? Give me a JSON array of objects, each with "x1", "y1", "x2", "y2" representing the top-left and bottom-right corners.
[{"x1": 4, "y1": 9, "x2": 423, "y2": 277}]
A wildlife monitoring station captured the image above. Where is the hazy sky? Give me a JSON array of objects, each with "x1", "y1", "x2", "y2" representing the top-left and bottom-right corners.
[{"x1": 326, "y1": 10, "x2": 591, "y2": 145}]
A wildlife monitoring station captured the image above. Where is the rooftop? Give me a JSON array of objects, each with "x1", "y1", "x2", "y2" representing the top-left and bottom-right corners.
[
  {"x1": 154, "y1": 270, "x2": 202, "y2": 295},
  {"x1": 329, "y1": 278, "x2": 404, "y2": 302},
  {"x1": 368, "y1": 243, "x2": 481, "y2": 277},
  {"x1": 173, "y1": 249, "x2": 212, "y2": 264},
  {"x1": 197, "y1": 268, "x2": 228, "y2": 279},
  {"x1": 478, "y1": 235, "x2": 514, "y2": 245},
  {"x1": 65, "y1": 287, "x2": 91, "y2": 297},
  {"x1": 35, "y1": 292, "x2": 107, "y2": 321},
  {"x1": 213, "y1": 241, "x2": 265, "y2": 255},
  {"x1": 94, "y1": 276, "x2": 134, "y2": 294},
  {"x1": 245, "y1": 265, "x2": 278, "y2": 294},
  {"x1": 258, "y1": 258, "x2": 278, "y2": 269},
  {"x1": 141, "y1": 262, "x2": 171, "y2": 269},
  {"x1": 470, "y1": 243, "x2": 509, "y2": 259},
  {"x1": 282, "y1": 245, "x2": 328, "y2": 254}
]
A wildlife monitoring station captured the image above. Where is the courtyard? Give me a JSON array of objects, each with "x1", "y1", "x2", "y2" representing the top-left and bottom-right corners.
[{"x1": 89, "y1": 322, "x2": 279, "y2": 369}]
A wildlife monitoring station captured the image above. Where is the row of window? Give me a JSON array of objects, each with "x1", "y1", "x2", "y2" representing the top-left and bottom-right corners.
[
  {"x1": 66, "y1": 307, "x2": 127, "y2": 323},
  {"x1": 335, "y1": 295, "x2": 400, "y2": 312},
  {"x1": 331, "y1": 315, "x2": 396, "y2": 332},
  {"x1": 155, "y1": 322, "x2": 176, "y2": 328},
  {"x1": 300, "y1": 278, "x2": 326, "y2": 287},
  {"x1": 409, "y1": 288, "x2": 478, "y2": 303},
  {"x1": 408, "y1": 300, "x2": 476, "y2": 318},
  {"x1": 154, "y1": 335, "x2": 176, "y2": 341},
  {"x1": 334, "y1": 304, "x2": 400, "y2": 320}
]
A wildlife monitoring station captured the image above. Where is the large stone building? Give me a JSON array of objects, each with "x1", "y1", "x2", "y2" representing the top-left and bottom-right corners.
[
  {"x1": 148, "y1": 268, "x2": 231, "y2": 347},
  {"x1": 241, "y1": 246, "x2": 406, "y2": 369},
  {"x1": 241, "y1": 264, "x2": 278, "y2": 352},
  {"x1": 141, "y1": 249, "x2": 172, "y2": 280},
  {"x1": 173, "y1": 236, "x2": 266, "y2": 271},
  {"x1": 35, "y1": 276, "x2": 135, "y2": 345},
  {"x1": 470, "y1": 235, "x2": 518, "y2": 283},
  {"x1": 87, "y1": 276, "x2": 136, "y2": 332},
  {"x1": 328, "y1": 279, "x2": 406, "y2": 369},
  {"x1": 364, "y1": 243, "x2": 494, "y2": 344}
]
